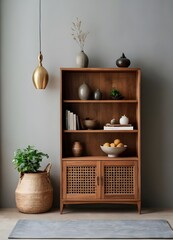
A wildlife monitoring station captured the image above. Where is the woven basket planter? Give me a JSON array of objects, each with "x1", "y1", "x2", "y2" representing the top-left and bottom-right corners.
[{"x1": 15, "y1": 163, "x2": 53, "y2": 214}]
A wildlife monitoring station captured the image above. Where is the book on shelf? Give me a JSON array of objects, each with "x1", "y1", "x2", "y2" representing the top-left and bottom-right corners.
[
  {"x1": 106, "y1": 124, "x2": 132, "y2": 127},
  {"x1": 73, "y1": 114, "x2": 77, "y2": 130},
  {"x1": 66, "y1": 110, "x2": 71, "y2": 130},
  {"x1": 65, "y1": 110, "x2": 69, "y2": 130},
  {"x1": 76, "y1": 115, "x2": 80, "y2": 130},
  {"x1": 104, "y1": 123, "x2": 134, "y2": 130},
  {"x1": 66, "y1": 110, "x2": 81, "y2": 130},
  {"x1": 69, "y1": 112, "x2": 74, "y2": 130}
]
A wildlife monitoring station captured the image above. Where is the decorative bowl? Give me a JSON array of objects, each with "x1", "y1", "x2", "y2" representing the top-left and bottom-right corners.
[
  {"x1": 83, "y1": 119, "x2": 97, "y2": 129},
  {"x1": 100, "y1": 145, "x2": 127, "y2": 157}
]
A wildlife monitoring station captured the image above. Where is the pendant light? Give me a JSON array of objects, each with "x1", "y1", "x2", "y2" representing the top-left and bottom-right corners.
[{"x1": 32, "y1": 0, "x2": 49, "y2": 89}]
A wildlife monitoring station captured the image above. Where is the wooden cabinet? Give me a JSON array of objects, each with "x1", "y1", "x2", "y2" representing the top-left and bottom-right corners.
[
  {"x1": 62, "y1": 159, "x2": 138, "y2": 201},
  {"x1": 60, "y1": 68, "x2": 141, "y2": 214}
]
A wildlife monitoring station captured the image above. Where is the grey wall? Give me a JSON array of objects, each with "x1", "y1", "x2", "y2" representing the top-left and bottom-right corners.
[{"x1": 1, "y1": 0, "x2": 173, "y2": 208}]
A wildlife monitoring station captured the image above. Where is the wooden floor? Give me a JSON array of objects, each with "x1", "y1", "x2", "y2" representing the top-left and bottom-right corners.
[{"x1": 1, "y1": 206, "x2": 173, "y2": 240}]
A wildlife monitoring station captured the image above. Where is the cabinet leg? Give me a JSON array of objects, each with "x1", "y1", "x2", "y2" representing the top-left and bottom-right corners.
[
  {"x1": 137, "y1": 202, "x2": 141, "y2": 214},
  {"x1": 60, "y1": 202, "x2": 64, "y2": 214}
]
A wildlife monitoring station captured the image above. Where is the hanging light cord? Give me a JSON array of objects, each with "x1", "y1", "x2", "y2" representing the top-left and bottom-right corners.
[
  {"x1": 39, "y1": 0, "x2": 41, "y2": 53},
  {"x1": 33, "y1": 0, "x2": 49, "y2": 89}
]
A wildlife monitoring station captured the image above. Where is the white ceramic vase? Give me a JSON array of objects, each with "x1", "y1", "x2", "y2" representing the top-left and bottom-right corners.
[{"x1": 119, "y1": 115, "x2": 129, "y2": 125}]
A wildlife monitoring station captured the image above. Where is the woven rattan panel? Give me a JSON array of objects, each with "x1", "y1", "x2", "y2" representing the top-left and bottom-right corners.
[
  {"x1": 66, "y1": 166, "x2": 96, "y2": 194},
  {"x1": 104, "y1": 165, "x2": 134, "y2": 195}
]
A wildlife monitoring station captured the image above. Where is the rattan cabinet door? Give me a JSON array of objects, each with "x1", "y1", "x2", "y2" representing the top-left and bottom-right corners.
[
  {"x1": 101, "y1": 161, "x2": 138, "y2": 201},
  {"x1": 62, "y1": 161, "x2": 100, "y2": 200}
]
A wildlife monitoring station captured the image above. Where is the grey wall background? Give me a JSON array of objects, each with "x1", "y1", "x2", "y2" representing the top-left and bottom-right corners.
[{"x1": 1, "y1": 0, "x2": 173, "y2": 208}]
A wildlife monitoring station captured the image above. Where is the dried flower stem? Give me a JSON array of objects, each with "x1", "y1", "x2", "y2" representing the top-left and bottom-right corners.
[{"x1": 71, "y1": 17, "x2": 89, "y2": 51}]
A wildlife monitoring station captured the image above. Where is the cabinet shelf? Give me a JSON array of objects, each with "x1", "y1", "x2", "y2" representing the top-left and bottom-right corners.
[
  {"x1": 62, "y1": 156, "x2": 138, "y2": 161},
  {"x1": 61, "y1": 67, "x2": 140, "y2": 72},
  {"x1": 63, "y1": 100, "x2": 138, "y2": 103},
  {"x1": 64, "y1": 130, "x2": 138, "y2": 133}
]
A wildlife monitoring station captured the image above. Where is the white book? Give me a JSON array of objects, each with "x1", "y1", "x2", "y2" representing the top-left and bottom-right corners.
[
  {"x1": 104, "y1": 126, "x2": 134, "y2": 130},
  {"x1": 73, "y1": 114, "x2": 77, "y2": 130},
  {"x1": 67, "y1": 110, "x2": 71, "y2": 130},
  {"x1": 69, "y1": 112, "x2": 74, "y2": 130},
  {"x1": 66, "y1": 110, "x2": 69, "y2": 130}
]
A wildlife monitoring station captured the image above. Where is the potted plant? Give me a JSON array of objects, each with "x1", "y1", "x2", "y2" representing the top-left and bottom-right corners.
[
  {"x1": 110, "y1": 88, "x2": 124, "y2": 100},
  {"x1": 12, "y1": 145, "x2": 53, "y2": 213}
]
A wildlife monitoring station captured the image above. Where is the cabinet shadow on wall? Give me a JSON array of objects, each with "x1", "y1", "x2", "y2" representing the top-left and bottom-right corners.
[{"x1": 141, "y1": 68, "x2": 166, "y2": 207}]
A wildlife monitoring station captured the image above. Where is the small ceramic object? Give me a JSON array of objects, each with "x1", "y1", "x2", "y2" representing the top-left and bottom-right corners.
[
  {"x1": 83, "y1": 119, "x2": 97, "y2": 129},
  {"x1": 116, "y1": 53, "x2": 131, "y2": 68},
  {"x1": 110, "y1": 118, "x2": 116, "y2": 124},
  {"x1": 119, "y1": 115, "x2": 129, "y2": 125},
  {"x1": 76, "y1": 51, "x2": 89, "y2": 68},
  {"x1": 72, "y1": 141, "x2": 83, "y2": 157},
  {"x1": 78, "y1": 82, "x2": 91, "y2": 100},
  {"x1": 94, "y1": 89, "x2": 102, "y2": 100}
]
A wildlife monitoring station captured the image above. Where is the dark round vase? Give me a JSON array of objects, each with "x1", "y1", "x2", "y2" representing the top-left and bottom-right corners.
[
  {"x1": 94, "y1": 89, "x2": 102, "y2": 100},
  {"x1": 116, "y1": 53, "x2": 131, "y2": 68}
]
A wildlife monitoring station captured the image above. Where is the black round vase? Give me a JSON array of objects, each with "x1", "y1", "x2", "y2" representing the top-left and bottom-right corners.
[{"x1": 116, "y1": 53, "x2": 131, "y2": 68}]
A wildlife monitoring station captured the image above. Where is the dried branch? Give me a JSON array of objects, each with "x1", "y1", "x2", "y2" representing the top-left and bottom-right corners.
[{"x1": 71, "y1": 17, "x2": 89, "y2": 51}]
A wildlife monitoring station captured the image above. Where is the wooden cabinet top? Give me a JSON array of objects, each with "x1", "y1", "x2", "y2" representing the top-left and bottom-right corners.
[{"x1": 60, "y1": 67, "x2": 141, "y2": 72}]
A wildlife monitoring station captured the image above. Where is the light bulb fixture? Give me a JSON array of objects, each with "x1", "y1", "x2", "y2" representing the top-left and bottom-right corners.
[{"x1": 32, "y1": 0, "x2": 49, "y2": 89}]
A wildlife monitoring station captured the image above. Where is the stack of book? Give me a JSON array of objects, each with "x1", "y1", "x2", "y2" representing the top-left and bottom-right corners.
[
  {"x1": 66, "y1": 110, "x2": 81, "y2": 130},
  {"x1": 103, "y1": 124, "x2": 134, "y2": 130}
]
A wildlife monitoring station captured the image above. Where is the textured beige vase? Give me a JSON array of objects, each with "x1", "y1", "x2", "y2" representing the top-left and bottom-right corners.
[
  {"x1": 72, "y1": 141, "x2": 83, "y2": 157},
  {"x1": 15, "y1": 164, "x2": 53, "y2": 213}
]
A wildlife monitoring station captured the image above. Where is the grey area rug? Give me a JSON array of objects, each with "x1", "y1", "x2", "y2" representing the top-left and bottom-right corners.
[{"x1": 8, "y1": 219, "x2": 173, "y2": 239}]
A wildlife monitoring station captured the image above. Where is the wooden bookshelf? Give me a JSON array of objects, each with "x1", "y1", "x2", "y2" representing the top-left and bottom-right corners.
[{"x1": 60, "y1": 68, "x2": 141, "y2": 214}]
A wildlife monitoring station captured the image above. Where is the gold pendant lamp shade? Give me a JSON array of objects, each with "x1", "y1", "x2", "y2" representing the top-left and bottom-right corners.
[
  {"x1": 32, "y1": 52, "x2": 49, "y2": 89},
  {"x1": 32, "y1": 0, "x2": 49, "y2": 89}
]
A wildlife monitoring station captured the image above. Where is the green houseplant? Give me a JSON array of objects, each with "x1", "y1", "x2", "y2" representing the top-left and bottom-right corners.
[
  {"x1": 110, "y1": 88, "x2": 124, "y2": 100},
  {"x1": 12, "y1": 145, "x2": 49, "y2": 173},
  {"x1": 13, "y1": 145, "x2": 53, "y2": 214}
]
